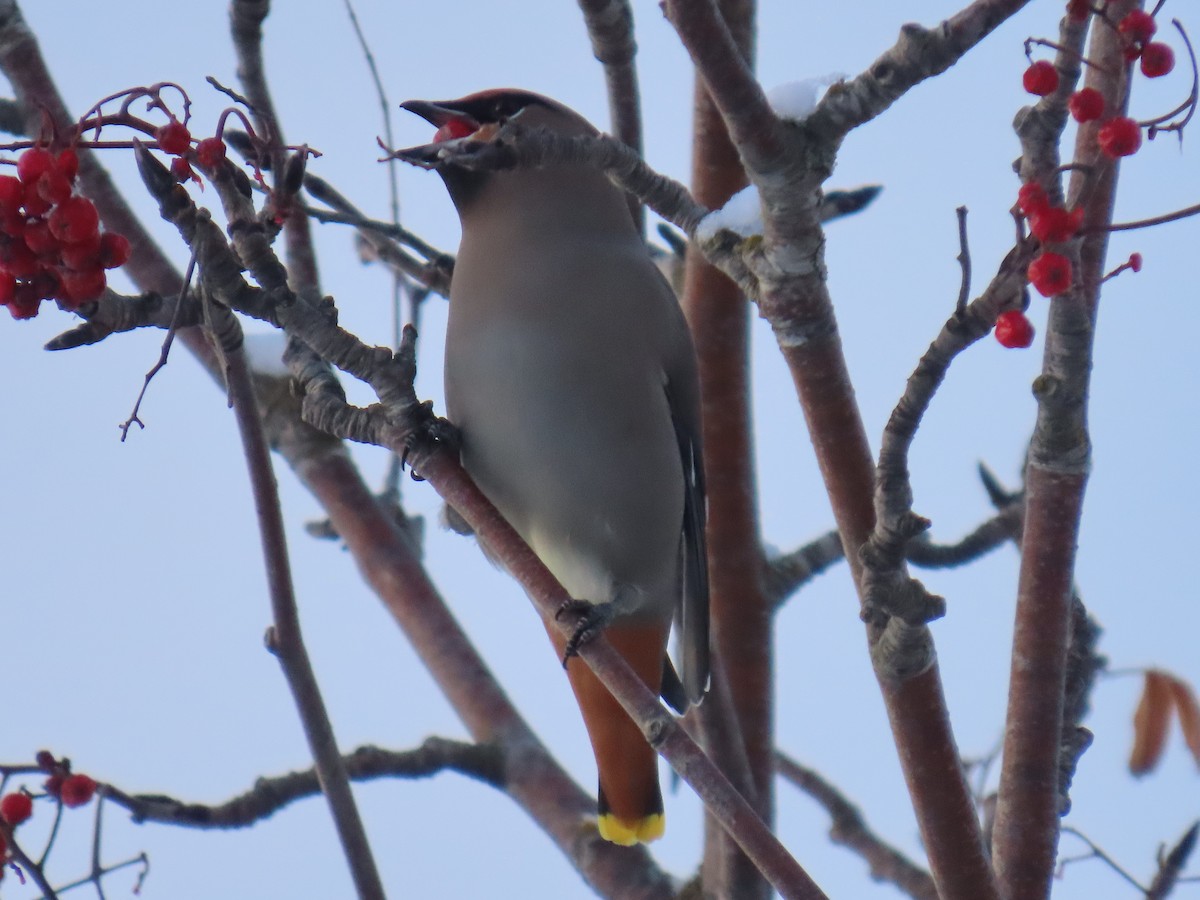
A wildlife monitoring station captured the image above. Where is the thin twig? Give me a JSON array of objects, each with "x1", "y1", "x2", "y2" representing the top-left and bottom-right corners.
[
  {"x1": 220, "y1": 314, "x2": 385, "y2": 899},
  {"x1": 1058, "y1": 826, "x2": 1147, "y2": 893},
  {"x1": 776, "y1": 752, "x2": 938, "y2": 900},
  {"x1": 340, "y1": 0, "x2": 412, "y2": 344},
  {"x1": 103, "y1": 739, "x2": 503, "y2": 828},
  {"x1": 117, "y1": 248, "x2": 197, "y2": 440},
  {"x1": 954, "y1": 206, "x2": 971, "y2": 316},
  {"x1": 0, "y1": 818, "x2": 60, "y2": 899}
]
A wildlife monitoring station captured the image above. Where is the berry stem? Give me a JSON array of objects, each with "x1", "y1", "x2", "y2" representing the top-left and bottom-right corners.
[
  {"x1": 1024, "y1": 37, "x2": 1114, "y2": 74},
  {"x1": 1139, "y1": 21, "x2": 1198, "y2": 136}
]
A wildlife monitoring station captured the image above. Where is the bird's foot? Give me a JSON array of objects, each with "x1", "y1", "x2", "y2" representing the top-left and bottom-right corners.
[
  {"x1": 556, "y1": 599, "x2": 617, "y2": 667},
  {"x1": 556, "y1": 585, "x2": 641, "y2": 667},
  {"x1": 400, "y1": 408, "x2": 460, "y2": 481}
]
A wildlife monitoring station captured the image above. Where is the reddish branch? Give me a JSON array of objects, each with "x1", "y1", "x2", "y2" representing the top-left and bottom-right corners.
[
  {"x1": 992, "y1": 5, "x2": 1135, "y2": 896},
  {"x1": 675, "y1": 2, "x2": 773, "y2": 897},
  {"x1": 659, "y1": 1, "x2": 1042, "y2": 898}
]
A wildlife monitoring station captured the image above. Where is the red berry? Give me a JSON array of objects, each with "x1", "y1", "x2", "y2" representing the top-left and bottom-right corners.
[
  {"x1": 170, "y1": 157, "x2": 196, "y2": 184},
  {"x1": 1023, "y1": 60, "x2": 1059, "y2": 96},
  {"x1": 995, "y1": 310, "x2": 1036, "y2": 348},
  {"x1": 98, "y1": 232, "x2": 131, "y2": 269},
  {"x1": 60, "y1": 232, "x2": 102, "y2": 270},
  {"x1": 16, "y1": 146, "x2": 54, "y2": 184},
  {"x1": 155, "y1": 120, "x2": 191, "y2": 155},
  {"x1": 1028, "y1": 251, "x2": 1073, "y2": 297},
  {"x1": 43, "y1": 773, "x2": 64, "y2": 798},
  {"x1": 59, "y1": 773, "x2": 97, "y2": 808},
  {"x1": 1097, "y1": 116, "x2": 1142, "y2": 158},
  {"x1": 0, "y1": 793, "x2": 33, "y2": 826},
  {"x1": 22, "y1": 181, "x2": 52, "y2": 216},
  {"x1": 1017, "y1": 182, "x2": 1050, "y2": 215},
  {"x1": 1140, "y1": 42, "x2": 1175, "y2": 77},
  {"x1": 1029, "y1": 206, "x2": 1083, "y2": 243},
  {"x1": 0, "y1": 175, "x2": 23, "y2": 211},
  {"x1": 433, "y1": 118, "x2": 476, "y2": 143},
  {"x1": 32, "y1": 266, "x2": 62, "y2": 301},
  {"x1": 0, "y1": 240, "x2": 39, "y2": 278},
  {"x1": 36, "y1": 170, "x2": 73, "y2": 205},
  {"x1": 1118, "y1": 10, "x2": 1157, "y2": 46},
  {"x1": 35, "y1": 750, "x2": 56, "y2": 771},
  {"x1": 60, "y1": 267, "x2": 106, "y2": 307},
  {"x1": 8, "y1": 282, "x2": 40, "y2": 319},
  {"x1": 1066, "y1": 0, "x2": 1090, "y2": 21},
  {"x1": 196, "y1": 137, "x2": 227, "y2": 168},
  {"x1": 1129, "y1": 252, "x2": 1143, "y2": 272},
  {"x1": 0, "y1": 269, "x2": 14, "y2": 304},
  {"x1": 55, "y1": 148, "x2": 79, "y2": 182},
  {"x1": 48, "y1": 195, "x2": 99, "y2": 244},
  {"x1": 23, "y1": 217, "x2": 59, "y2": 256},
  {"x1": 1068, "y1": 87, "x2": 1105, "y2": 123}
]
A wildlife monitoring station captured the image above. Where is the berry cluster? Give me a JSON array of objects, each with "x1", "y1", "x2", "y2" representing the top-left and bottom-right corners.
[
  {"x1": 1024, "y1": 9, "x2": 1179, "y2": 163},
  {"x1": 1119, "y1": 9, "x2": 1175, "y2": 76},
  {"x1": 37, "y1": 749, "x2": 98, "y2": 809},
  {"x1": 156, "y1": 117, "x2": 227, "y2": 185},
  {"x1": 0, "y1": 752, "x2": 98, "y2": 878},
  {"x1": 1017, "y1": 182, "x2": 1080, "y2": 301},
  {"x1": 0, "y1": 146, "x2": 130, "y2": 320}
]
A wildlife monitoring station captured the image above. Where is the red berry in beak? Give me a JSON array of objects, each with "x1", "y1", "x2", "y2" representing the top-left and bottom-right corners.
[{"x1": 433, "y1": 118, "x2": 477, "y2": 143}]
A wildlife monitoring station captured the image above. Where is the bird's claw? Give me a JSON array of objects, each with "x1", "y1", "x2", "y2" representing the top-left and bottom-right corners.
[
  {"x1": 400, "y1": 407, "x2": 460, "y2": 481},
  {"x1": 556, "y1": 599, "x2": 615, "y2": 667}
]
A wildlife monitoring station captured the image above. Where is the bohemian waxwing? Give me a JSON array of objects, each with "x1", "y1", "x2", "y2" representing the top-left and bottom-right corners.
[{"x1": 396, "y1": 89, "x2": 709, "y2": 846}]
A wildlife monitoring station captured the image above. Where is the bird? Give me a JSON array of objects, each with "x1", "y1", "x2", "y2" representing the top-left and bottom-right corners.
[{"x1": 395, "y1": 89, "x2": 708, "y2": 846}]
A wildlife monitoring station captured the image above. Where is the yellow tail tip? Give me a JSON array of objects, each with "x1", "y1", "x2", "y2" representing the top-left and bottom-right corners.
[{"x1": 597, "y1": 812, "x2": 665, "y2": 846}]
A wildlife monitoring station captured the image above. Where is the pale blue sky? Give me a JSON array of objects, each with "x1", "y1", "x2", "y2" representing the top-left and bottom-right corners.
[{"x1": 2, "y1": 1, "x2": 1197, "y2": 897}]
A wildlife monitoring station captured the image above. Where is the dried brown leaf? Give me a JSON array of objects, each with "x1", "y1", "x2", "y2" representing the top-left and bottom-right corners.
[
  {"x1": 1166, "y1": 674, "x2": 1200, "y2": 769},
  {"x1": 1129, "y1": 669, "x2": 1174, "y2": 777}
]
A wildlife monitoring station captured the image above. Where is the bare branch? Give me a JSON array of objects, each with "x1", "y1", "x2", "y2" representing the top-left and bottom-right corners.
[
  {"x1": 104, "y1": 739, "x2": 503, "y2": 828},
  {"x1": 660, "y1": 0, "x2": 784, "y2": 176},
  {"x1": 229, "y1": 0, "x2": 322, "y2": 290},
  {"x1": 218, "y1": 301, "x2": 385, "y2": 900},
  {"x1": 303, "y1": 172, "x2": 454, "y2": 296},
  {"x1": 764, "y1": 530, "x2": 846, "y2": 608},
  {"x1": 776, "y1": 752, "x2": 938, "y2": 900},
  {"x1": 808, "y1": 0, "x2": 1035, "y2": 141},
  {"x1": 575, "y1": 0, "x2": 645, "y2": 232},
  {"x1": 862, "y1": 243, "x2": 1032, "y2": 654},
  {"x1": 1148, "y1": 821, "x2": 1200, "y2": 900}
]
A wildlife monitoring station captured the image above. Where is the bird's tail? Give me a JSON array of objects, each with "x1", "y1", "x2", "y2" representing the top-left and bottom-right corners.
[{"x1": 550, "y1": 619, "x2": 671, "y2": 845}]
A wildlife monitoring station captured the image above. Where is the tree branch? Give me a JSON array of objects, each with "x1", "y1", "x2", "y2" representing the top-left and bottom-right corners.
[
  {"x1": 672, "y1": 2, "x2": 772, "y2": 896},
  {"x1": 104, "y1": 739, "x2": 503, "y2": 828},
  {"x1": 575, "y1": 0, "x2": 644, "y2": 232},
  {"x1": 217, "y1": 300, "x2": 385, "y2": 900},
  {"x1": 993, "y1": 6, "x2": 1132, "y2": 894},
  {"x1": 776, "y1": 752, "x2": 938, "y2": 900}
]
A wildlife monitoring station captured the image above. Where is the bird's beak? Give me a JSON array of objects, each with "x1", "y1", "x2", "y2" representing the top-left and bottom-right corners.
[{"x1": 392, "y1": 99, "x2": 483, "y2": 167}]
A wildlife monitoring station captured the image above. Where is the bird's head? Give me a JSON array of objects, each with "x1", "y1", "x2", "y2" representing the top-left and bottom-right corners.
[{"x1": 393, "y1": 89, "x2": 600, "y2": 211}]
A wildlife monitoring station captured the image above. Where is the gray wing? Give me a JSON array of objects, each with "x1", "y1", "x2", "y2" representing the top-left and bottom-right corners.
[{"x1": 667, "y1": 375, "x2": 709, "y2": 706}]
